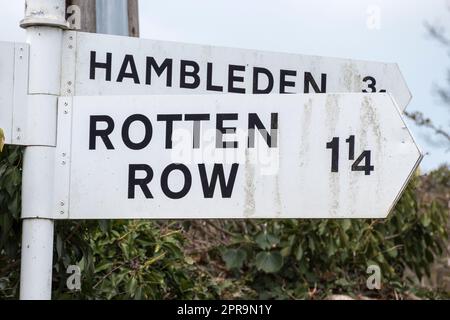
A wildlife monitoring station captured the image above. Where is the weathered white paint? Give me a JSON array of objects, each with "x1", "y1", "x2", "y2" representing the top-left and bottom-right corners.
[
  {"x1": 51, "y1": 93, "x2": 421, "y2": 219},
  {"x1": 20, "y1": 217, "x2": 54, "y2": 299},
  {"x1": 20, "y1": 0, "x2": 69, "y2": 29},
  {"x1": 0, "y1": 42, "x2": 15, "y2": 144},
  {"x1": 0, "y1": 41, "x2": 29, "y2": 145},
  {"x1": 61, "y1": 31, "x2": 412, "y2": 111},
  {"x1": 19, "y1": 0, "x2": 66, "y2": 301}
]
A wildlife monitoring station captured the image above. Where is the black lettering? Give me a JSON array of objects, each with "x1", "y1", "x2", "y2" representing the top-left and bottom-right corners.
[
  {"x1": 185, "y1": 114, "x2": 210, "y2": 148},
  {"x1": 253, "y1": 67, "x2": 274, "y2": 93},
  {"x1": 228, "y1": 65, "x2": 246, "y2": 93},
  {"x1": 180, "y1": 60, "x2": 200, "y2": 89},
  {"x1": 157, "y1": 114, "x2": 183, "y2": 149},
  {"x1": 216, "y1": 113, "x2": 238, "y2": 148},
  {"x1": 304, "y1": 72, "x2": 327, "y2": 93},
  {"x1": 326, "y1": 137, "x2": 339, "y2": 173},
  {"x1": 128, "y1": 164, "x2": 153, "y2": 199},
  {"x1": 122, "y1": 114, "x2": 152, "y2": 150},
  {"x1": 198, "y1": 164, "x2": 239, "y2": 198},
  {"x1": 280, "y1": 69, "x2": 296, "y2": 93},
  {"x1": 160, "y1": 164, "x2": 192, "y2": 199},
  {"x1": 206, "y1": 62, "x2": 223, "y2": 92},
  {"x1": 90, "y1": 51, "x2": 112, "y2": 81},
  {"x1": 145, "y1": 57, "x2": 173, "y2": 87},
  {"x1": 362, "y1": 76, "x2": 380, "y2": 93},
  {"x1": 89, "y1": 115, "x2": 115, "y2": 150},
  {"x1": 117, "y1": 54, "x2": 140, "y2": 83},
  {"x1": 351, "y1": 150, "x2": 374, "y2": 175},
  {"x1": 248, "y1": 113, "x2": 278, "y2": 148}
]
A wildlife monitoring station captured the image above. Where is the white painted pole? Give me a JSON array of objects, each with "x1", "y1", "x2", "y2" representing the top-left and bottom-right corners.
[
  {"x1": 19, "y1": 0, "x2": 67, "y2": 300},
  {"x1": 20, "y1": 219, "x2": 54, "y2": 299}
]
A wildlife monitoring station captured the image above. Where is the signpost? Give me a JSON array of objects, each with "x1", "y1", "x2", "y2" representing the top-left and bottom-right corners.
[
  {"x1": 61, "y1": 31, "x2": 412, "y2": 111},
  {"x1": 18, "y1": 0, "x2": 68, "y2": 300},
  {"x1": 47, "y1": 93, "x2": 422, "y2": 220},
  {"x1": 0, "y1": 0, "x2": 422, "y2": 300}
]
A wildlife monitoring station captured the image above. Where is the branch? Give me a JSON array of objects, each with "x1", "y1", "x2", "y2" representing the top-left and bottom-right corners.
[
  {"x1": 405, "y1": 111, "x2": 450, "y2": 145},
  {"x1": 424, "y1": 22, "x2": 450, "y2": 47}
]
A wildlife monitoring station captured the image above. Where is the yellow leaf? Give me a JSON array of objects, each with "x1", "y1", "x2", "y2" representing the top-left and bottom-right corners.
[
  {"x1": 143, "y1": 252, "x2": 166, "y2": 269},
  {"x1": 0, "y1": 128, "x2": 5, "y2": 153}
]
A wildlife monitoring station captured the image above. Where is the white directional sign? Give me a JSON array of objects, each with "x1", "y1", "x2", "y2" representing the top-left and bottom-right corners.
[
  {"x1": 49, "y1": 93, "x2": 422, "y2": 220},
  {"x1": 0, "y1": 41, "x2": 28, "y2": 145},
  {"x1": 61, "y1": 31, "x2": 411, "y2": 111}
]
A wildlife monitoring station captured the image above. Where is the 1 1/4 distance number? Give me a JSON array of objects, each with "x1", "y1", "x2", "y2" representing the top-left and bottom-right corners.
[{"x1": 326, "y1": 135, "x2": 374, "y2": 175}]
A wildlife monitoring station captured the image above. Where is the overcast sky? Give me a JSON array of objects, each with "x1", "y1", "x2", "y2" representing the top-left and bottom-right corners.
[{"x1": 1, "y1": 0, "x2": 449, "y2": 171}]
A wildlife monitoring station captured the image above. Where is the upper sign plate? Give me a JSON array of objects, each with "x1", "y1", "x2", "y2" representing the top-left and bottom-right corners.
[{"x1": 62, "y1": 31, "x2": 411, "y2": 111}]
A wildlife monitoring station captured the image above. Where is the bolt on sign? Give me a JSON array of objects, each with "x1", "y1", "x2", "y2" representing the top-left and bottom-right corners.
[
  {"x1": 0, "y1": 41, "x2": 28, "y2": 146},
  {"x1": 61, "y1": 31, "x2": 411, "y2": 111},
  {"x1": 44, "y1": 93, "x2": 422, "y2": 220}
]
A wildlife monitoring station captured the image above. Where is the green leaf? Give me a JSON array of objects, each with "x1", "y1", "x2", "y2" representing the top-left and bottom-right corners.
[
  {"x1": 420, "y1": 213, "x2": 431, "y2": 227},
  {"x1": 120, "y1": 242, "x2": 130, "y2": 260},
  {"x1": 308, "y1": 237, "x2": 315, "y2": 251},
  {"x1": 98, "y1": 220, "x2": 110, "y2": 234},
  {"x1": 280, "y1": 246, "x2": 291, "y2": 257},
  {"x1": 95, "y1": 261, "x2": 112, "y2": 273},
  {"x1": 318, "y1": 221, "x2": 327, "y2": 235},
  {"x1": 255, "y1": 232, "x2": 280, "y2": 250},
  {"x1": 127, "y1": 277, "x2": 138, "y2": 297},
  {"x1": 327, "y1": 239, "x2": 337, "y2": 257},
  {"x1": 134, "y1": 286, "x2": 143, "y2": 300},
  {"x1": 255, "y1": 251, "x2": 283, "y2": 273},
  {"x1": 295, "y1": 245, "x2": 303, "y2": 261},
  {"x1": 335, "y1": 277, "x2": 351, "y2": 287},
  {"x1": 222, "y1": 248, "x2": 247, "y2": 269},
  {"x1": 387, "y1": 246, "x2": 398, "y2": 258},
  {"x1": 341, "y1": 219, "x2": 351, "y2": 231},
  {"x1": 56, "y1": 234, "x2": 63, "y2": 259}
]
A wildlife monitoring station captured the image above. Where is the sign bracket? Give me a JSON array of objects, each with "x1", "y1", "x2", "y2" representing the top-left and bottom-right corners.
[{"x1": 52, "y1": 97, "x2": 73, "y2": 219}]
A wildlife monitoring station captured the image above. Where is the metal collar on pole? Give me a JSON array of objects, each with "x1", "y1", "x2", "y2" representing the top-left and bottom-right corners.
[{"x1": 20, "y1": 0, "x2": 69, "y2": 29}]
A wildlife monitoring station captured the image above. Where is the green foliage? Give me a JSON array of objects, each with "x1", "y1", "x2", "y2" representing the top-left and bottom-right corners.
[
  {"x1": 255, "y1": 251, "x2": 283, "y2": 273},
  {"x1": 0, "y1": 146, "x2": 22, "y2": 299},
  {"x1": 1, "y1": 144, "x2": 449, "y2": 299},
  {"x1": 217, "y1": 169, "x2": 449, "y2": 299},
  {"x1": 222, "y1": 249, "x2": 247, "y2": 270},
  {"x1": 53, "y1": 220, "x2": 218, "y2": 299}
]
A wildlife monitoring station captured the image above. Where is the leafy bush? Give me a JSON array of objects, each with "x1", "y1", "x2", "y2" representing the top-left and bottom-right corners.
[
  {"x1": 215, "y1": 167, "x2": 449, "y2": 299},
  {"x1": 53, "y1": 220, "x2": 222, "y2": 299},
  {"x1": 0, "y1": 146, "x2": 22, "y2": 299}
]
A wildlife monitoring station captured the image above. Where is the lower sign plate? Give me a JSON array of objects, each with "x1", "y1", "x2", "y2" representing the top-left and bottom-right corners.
[{"x1": 48, "y1": 93, "x2": 421, "y2": 219}]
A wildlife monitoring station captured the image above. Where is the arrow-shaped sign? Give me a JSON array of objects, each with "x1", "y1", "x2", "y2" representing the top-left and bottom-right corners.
[
  {"x1": 46, "y1": 93, "x2": 422, "y2": 220},
  {"x1": 62, "y1": 31, "x2": 411, "y2": 111}
]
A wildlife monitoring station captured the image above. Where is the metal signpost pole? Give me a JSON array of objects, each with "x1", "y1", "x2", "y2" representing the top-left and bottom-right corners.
[
  {"x1": 96, "y1": 0, "x2": 129, "y2": 36},
  {"x1": 19, "y1": 0, "x2": 67, "y2": 300}
]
